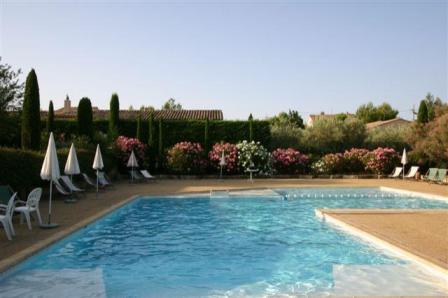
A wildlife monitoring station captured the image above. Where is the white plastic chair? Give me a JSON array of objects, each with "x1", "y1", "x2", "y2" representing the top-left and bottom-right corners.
[
  {"x1": 0, "y1": 193, "x2": 17, "y2": 240},
  {"x1": 14, "y1": 188, "x2": 43, "y2": 230}
]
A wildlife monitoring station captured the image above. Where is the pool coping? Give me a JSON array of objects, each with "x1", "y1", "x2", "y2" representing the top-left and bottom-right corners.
[
  {"x1": 1, "y1": 185, "x2": 447, "y2": 277},
  {"x1": 315, "y1": 208, "x2": 448, "y2": 282}
]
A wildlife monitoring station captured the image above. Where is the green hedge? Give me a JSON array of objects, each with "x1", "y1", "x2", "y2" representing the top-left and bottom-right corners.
[
  {"x1": 0, "y1": 147, "x2": 116, "y2": 195},
  {"x1": 42, "y1": 119, "x2": 272, "y2": 149}
]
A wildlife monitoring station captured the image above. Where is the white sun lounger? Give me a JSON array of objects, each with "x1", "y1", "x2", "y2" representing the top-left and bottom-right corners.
[
  {"x1": 404, "y1": 166, "x2": 419, "y2": 179},
  {"x1": 97, "y1": 172, "x2": 112, "y2": 187},
  {"x1": 54, "y1": 179, "x2": 71, "y2": 196},
  {"x1": 140, "y1": 170, "x2": 155, "y2": 180},
  {"x1": 82, "y1": 173, "x2": 97, "y2": 188},
  {"x1": 389, "y1": 167, "x2": 403, "y2": 178},
  {"x1": 61, "y1": 176, "x2": 84, "y2": 192}
]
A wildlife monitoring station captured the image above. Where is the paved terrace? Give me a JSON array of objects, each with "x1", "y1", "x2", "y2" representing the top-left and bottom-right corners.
[{"x1": 0, "y1": 178, "x2": 447, "y2": 287}]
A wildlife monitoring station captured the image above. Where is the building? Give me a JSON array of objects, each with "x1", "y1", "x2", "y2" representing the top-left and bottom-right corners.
[
  {"x1": 42, "y1": 96, "x2": 224, "y2": 121},
  {"x1": 306, "y1": 112, "x2": 355, "y2": 126},
  {"x1": 365, "y1": 117, "x2": 411, "y2": 130}
]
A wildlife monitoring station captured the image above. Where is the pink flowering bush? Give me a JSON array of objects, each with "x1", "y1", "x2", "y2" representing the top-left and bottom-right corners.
[
  {"x1": 343, "y1": 148, "x2": 370, "y2": 173},
  {"x1": 271, "y1": 148, "x2": 309, "y2": 174},
  {"x1": 364, "y1": 147, "x2": 399, "y2": 174},
  {"x1": 167, "y1": 142, "x2": 207, "y2": 174},
  {"x1": 115, "y1": 136, "x2": 146, "y2": 169},
  {"x1": 208, "y1": 143, "x2": 239, "y2": 174}
]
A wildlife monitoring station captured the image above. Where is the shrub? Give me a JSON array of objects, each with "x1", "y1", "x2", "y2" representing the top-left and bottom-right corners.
[
  {"x1": 343, "y1": 148, "x2": 369, "y2": 173},
  {"x1": 236, "y1": 140, "x2": 271, "y2": 174},
  {"x1": 271, "y1": 148, "x2": 309, "y2": 174},
  {"x1": 365, "y1": 126, "x2": 411, "y2": 151},
  {"x1": 302, "y1": 117, "x2": 366, "y2": 154},
  {"x1": 312, "y1": 153, "x2": 345, "y2": 175},
  {"x1": 208, "y1": 143, "x2": 239, "y2": 174},
  {"x1": 166, "y1": 142, "x2": 207, "y2": 174},
  {"x1": 114, "y1": 136, "x2": 146, "y2": 171},
  {"x1": 270, "y1": 122, "x2": 304, "y2": 150},
  {"x1": 21, "y1": 69, "x2": 41, "y2": 150},
  {"x1": 77, "y1": 97, "x2": 93, "y2": 137},
  {"x1": 364, "y1": 147, "x2": 399, "y2": 175}
]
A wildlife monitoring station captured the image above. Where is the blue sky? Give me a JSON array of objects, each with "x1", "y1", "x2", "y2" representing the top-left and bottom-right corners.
[{"x1": 1, "y1": 0, "x2": 447, "y2": 120}]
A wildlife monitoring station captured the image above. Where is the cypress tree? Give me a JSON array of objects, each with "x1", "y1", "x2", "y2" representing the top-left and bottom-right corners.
[
  {"x1": 109, "y1": 93, "x2": 120, "y2": 134},
  {"x1": 148, "y1": 113, "x2": 154, "y2": 147},
  {"x1": 417, "y1": 100, "x2": 429, "y2": 124},
  {"x1": 204, "y1": 118, "x2": 209, "y2": 154},
  {"x1": 21, "y1": 69, "x2": 41, "y2": 150},
  {"x1": 77, "y1": 97, "x2": 93, "y2": 137},
  {"x1": 136, "y1": 114, "x2": 142, "y2": 141},
  {"x1": 158, "y1": 119, "x2": 163, "y2": 169},
  {"x1": 248, "y1": 113, "x2": 254, "y2": 141},
  {"x1": 46, "y1": 100, "x2": 54, "y2": 133}
]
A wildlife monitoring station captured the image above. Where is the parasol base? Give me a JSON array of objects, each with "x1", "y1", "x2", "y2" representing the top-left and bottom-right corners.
[
  {"x1": 39, "y1": 223, "x2": 59, "y2": 229},
  {"x1": 64, "y1": 198, "x2": 77, "y2": 204}
]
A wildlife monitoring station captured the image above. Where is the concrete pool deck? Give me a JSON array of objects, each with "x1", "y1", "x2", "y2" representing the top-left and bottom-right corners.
[{"x1": 0, "y1": 178, "x2": 447, "y2": 294}]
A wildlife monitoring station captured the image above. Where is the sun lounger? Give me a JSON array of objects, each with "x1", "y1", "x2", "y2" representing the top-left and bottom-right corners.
[
  {"x1": 54, "y1": 179, "x2": 71, "y2": 196},
  {"x1": 0, "y1": 193, "x2": 17, "y2": 240},
  {"x1": 129, "y1": 170, "x2": 143, "y2": 182},
  {"x1": 140, "y1": 170, "x2": 156, "y2": 180},
  {"x1": 61, "y1": 176, "x2": 84, "y2": 192},
  {"x1": 388, "y1": 167, "x2": 402, "y2": 178},
  {"x1": 423, "y1": 168, "x2": 438, "y2": 182},
  {"x1": 97, "y1": 171, "x2": 112, "y2": 187},
  {"x1": 404, "y1": 166, "x2": 419, "y2": 179},
  {"x1": 436, "y1": 169, "x2": 447, "y2": 184},
  {"x1": 14, "y1": 188, "x2": 42, "y2": 230},
  {"x1": 82, "y1": 173, "x2": 98, "y2": 188}
]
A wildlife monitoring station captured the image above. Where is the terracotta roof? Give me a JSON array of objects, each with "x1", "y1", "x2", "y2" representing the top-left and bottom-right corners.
[
  {"x1": 42, "y1": 109, "x2": 224, "y2": 121},
  {"x1": 366, "y1": 117, "x2": 411, "y2": 130}
]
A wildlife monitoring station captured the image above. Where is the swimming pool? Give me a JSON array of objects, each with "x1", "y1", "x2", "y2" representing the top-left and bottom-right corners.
[{"x1": 1, "y1": 187, "x2": 447, "y2": 297}]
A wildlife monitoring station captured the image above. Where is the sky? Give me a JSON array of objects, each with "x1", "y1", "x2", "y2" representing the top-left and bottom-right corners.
[{"x1": 1, "y1": 0, "x2": 447, "y2": 120}]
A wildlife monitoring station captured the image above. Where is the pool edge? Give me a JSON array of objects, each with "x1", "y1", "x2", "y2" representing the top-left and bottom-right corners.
[
  {"x1": 315, "y1": 209, "x2": 448, "y2": 282},
  {"x1": 0, "y1": 194, "x2": 141, "y2": 274}
]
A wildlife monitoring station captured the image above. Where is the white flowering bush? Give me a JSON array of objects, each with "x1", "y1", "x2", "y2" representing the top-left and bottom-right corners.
[{"x1": 236, "y1": 140, "x2": 271, "y2": 174}]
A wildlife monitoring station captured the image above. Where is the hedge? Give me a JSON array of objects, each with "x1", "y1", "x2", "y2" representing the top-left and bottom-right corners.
[
  {"x1": 0, "y1": 147, "x2": 116, "y2": 195},
  {"x1": 40, "y1": 119, "x2": 272, "y2": 150}
]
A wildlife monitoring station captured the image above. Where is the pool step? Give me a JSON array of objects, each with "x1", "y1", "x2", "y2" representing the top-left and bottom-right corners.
[
  {"x1": 210, "y1": 189, "x2": 230, "y2": 198},
  {"x1": 0, "y1": 268, "x2": 106, "y2": 297},
  {"x1": 330, "y1": 264, "x2": 448, "y2": 296}
]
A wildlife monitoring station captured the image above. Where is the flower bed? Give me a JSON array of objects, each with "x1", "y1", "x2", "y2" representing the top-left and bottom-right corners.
[
  {"x1": 364, "y1": 147, "x2": 399, "y2": 175},
  {"x1": 236, "y1": 141, "x2": 271, "y2": 174}
]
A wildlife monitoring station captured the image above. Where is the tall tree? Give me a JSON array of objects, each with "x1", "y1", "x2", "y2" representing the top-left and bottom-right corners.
[
  {"x1": 271, "y1": 110, "x2": 304, "y2": 129},
  {"x1": 417, "y1": 100, "x2": 429, "y2": 124},
  {"x1": 204, "y1": 118, "x2": 209, "y2": 154},
  {"x1": 136, "y1": 114, "x2": 142, "y2": 141},
  {"x1": 0, "y1": 58, "x2": 24, "y2": 113},
  {"x1": 21, "y1": 69, "x2": 41, "y2": 150},
  {"x1": 162, "y1": 98, "x2": 182, "y2": 110},
  {"x1": 248, "y1": 113, "x2": 254, "y2": 141},
  {"x1": 148, "y1": 113, "x2": 154, "y2": 147},
  {"x1": 46, "y1": 100, "x2": 54, "y2": 133},
  {"x1": 109, "y1": 93, "x2": 120, "y2": 134},
  {"x1": 77, "y1": 97, "x2": 93, "y2": 137},
  {"x1": 424, "y1": 93, "x2": 436, "y2": 121},
  {"x1": 157, "y1": 119, "x2": 163, "y2": 169}
]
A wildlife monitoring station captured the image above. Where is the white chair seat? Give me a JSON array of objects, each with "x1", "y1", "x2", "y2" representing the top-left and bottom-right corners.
[{"x1": 15, "y1": 206, "x2": 37, "y2": 212}]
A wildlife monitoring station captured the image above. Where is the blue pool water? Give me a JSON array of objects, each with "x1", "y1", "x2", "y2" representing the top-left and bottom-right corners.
[{"x1": 1, "y1": 188, "x2": 448, "y2": 297}]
